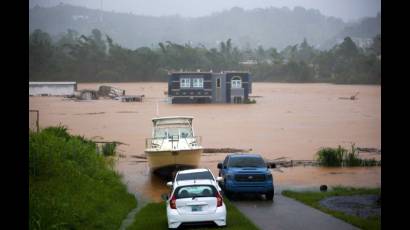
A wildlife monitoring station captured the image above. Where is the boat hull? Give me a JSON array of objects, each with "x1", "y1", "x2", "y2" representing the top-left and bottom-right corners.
[{"x1": 145, "y1": 148, "x2": 203, "y2": 178}]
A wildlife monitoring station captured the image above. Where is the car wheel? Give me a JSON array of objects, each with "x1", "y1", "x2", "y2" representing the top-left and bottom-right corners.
[{"x1": 266, "y1": 191, "x2": 274, "y2": 201}]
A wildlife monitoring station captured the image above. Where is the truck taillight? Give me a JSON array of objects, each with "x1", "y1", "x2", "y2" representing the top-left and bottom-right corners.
[
  {"x1": 216, "y1": 192, "x2": 223, "y2": 207},
  {"x1": 170, "y1": 194, "x2": 177, "y2": 209}
]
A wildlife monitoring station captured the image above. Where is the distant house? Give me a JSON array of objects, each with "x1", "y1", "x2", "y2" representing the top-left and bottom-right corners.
[
  {"x1": 168, "y1": 71, "x2": 252, "y2": 104},
  {"x1": 29, "y1": 82, "x2": 77, "y2": 96}
]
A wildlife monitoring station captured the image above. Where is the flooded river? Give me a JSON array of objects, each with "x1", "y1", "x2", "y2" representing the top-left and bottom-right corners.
[{"x1": 29, "y1": 83, "x2": 381, "y2": 201}]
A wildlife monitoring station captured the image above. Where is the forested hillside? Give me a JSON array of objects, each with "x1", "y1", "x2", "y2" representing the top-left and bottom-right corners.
[
  {"x1": 29, "y1": 4, "x2": 380, "y2": 50},
  {"x1": 29, "y1": 28, "x2": 381, "y2": 84}
]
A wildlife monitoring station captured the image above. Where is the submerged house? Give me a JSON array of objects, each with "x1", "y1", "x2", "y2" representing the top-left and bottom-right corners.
[{"x1": 168, "y1": 71, "x2": 252, "y2": 104}]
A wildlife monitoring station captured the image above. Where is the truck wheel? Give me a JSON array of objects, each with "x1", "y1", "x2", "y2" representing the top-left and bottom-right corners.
[
  {"x1": 266, "y1": 191, "x2": 274, "y2": 201},
  {"x1": 225, "y1": 190, "x2": 232, "y2": 199}
]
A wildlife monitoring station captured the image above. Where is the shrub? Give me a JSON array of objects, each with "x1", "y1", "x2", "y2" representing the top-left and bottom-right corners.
[
  {"x1": 29, "y1": 126, "x2": 136, "y2": 230},
  {"x1": 316, "y1": 146, "x2": 345, "y2": 166},
  {"x1": 101, "y1": 142, "x2": 117, "y2": 156},
  {"x1": 316, "y1": 144, "x2": 379, "y2": 167},
  {"x1": 244, "y1": 98, "x2": 256, "y2": 104}
]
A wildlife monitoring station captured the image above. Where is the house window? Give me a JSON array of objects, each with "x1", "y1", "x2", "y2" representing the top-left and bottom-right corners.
[
  {"x1": 180, "y1": 78, "x2": 191, "y2": 88},
  {"x1": 217, "y1": 78, "x2": 221, "y2": 88},
  {"x1": 231, "y1": 76, "x2": 242, "y2": 88},
  {"x1": 192, "y1": 78, "x2": 204, "y2": 88}
]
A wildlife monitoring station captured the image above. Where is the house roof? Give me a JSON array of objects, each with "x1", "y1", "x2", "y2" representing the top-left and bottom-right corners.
[{"x1": 168, "y1": 71, "x2": 249, "y2": 76}]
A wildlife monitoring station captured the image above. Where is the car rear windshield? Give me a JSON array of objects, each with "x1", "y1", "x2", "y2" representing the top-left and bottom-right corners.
[
  {"x1": 176, "y1": 171, "x2": 214, "y2": 181},
  {"x1": 174, "y1": 185, "x2": 217, "y2": 199},
  {"x1": 228, "y1": 156, "x2": 266, "y2": 168}
]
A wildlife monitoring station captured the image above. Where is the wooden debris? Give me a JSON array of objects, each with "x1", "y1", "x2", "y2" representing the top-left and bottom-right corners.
[
  {"x1": 203, "y1": 148, "x2": 252, "y2": 153},
  {"x1": 339, "y1": 92, "x2": 359, "y2": 100},
  {"x1": 76, "y1": 89, "x2": 99, "y2": 100},
  {"x1": 267, "y1": 160, "x2": 318, "y2": 168},
  {"x1": 357, "y1": 147, "x2": 381, "y2": 154},
  {"x1": 120, "y1": 95, "x2": 144, "y2": 102},
  {"x1": 94, "y1": 141, "x2": 129, "y2": 146},
  {"x1": 98, "y1": 85, "x2": 125, "y2": 98},
  {"x1": 130, "y1": 155, "x2": 147, "y2": 159}
]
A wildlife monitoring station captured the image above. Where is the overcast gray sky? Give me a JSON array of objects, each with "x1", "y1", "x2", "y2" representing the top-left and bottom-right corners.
[{"x1": 29, "y1": 0, "x2": 381, "y2": 22}]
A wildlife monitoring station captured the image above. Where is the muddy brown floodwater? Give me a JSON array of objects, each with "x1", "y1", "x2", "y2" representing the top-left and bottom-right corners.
[{"x1": 29, "y1": 83, "x2": 381, "y2": 201}]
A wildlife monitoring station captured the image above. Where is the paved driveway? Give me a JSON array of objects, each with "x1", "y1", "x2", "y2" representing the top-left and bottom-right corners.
[{"x1": 231, "y1": 194, "x2": 360, "y2": 230}]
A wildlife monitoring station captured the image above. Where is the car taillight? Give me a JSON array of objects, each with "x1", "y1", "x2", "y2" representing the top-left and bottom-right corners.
[
  {"x1": 170, "y1": 194, "x2": 176, "y2": 209},
  {"x1": 216, "y1": 192, "x2": 223, "y2": 207}
]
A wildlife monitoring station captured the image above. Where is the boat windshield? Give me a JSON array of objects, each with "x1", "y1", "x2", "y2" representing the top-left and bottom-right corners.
[{"x1": 154, "y1": 127, "x2": 193, "y2": 139}]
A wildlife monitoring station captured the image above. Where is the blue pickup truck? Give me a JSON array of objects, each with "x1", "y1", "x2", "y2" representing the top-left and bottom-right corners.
[{"x1": 217, "y1": 154, "x2": 274, "y2": 200}]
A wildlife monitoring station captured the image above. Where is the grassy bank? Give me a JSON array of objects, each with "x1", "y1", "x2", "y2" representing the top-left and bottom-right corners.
[
  {"x1": 316, "y1": 145, "x2": 380, "y2": 167},
  {"x1": 127, "y1": 198, "x2": 259, "y2": 230},
  {"x1": 282, "y1": 186, "x2": 381, "y2": 230},
  {"x1": 29, "y1": 126, "x2": 136, "y2": 229}
]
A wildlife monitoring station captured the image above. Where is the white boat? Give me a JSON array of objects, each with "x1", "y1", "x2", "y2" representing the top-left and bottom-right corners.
[{"x1": 144, "y1": 116, "x2": 203, "y2": 178}]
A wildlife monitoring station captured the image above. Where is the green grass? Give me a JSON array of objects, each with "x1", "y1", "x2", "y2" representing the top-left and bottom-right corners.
[
  {"x1": 29, "y1": 126, "x2": 137, "y2": 230},
  {"x1": 244, "y1": 98, "x2": 257, "y2": 104},
  {"x1": 316, "y1": 144, "x2": 380, "y2": 167},
  {"x1": 100, "y1": 142, "x2": 117, "y2": 156},
  {"x1": 127, "y1": 198, "x2": 259, "y2": 230},
  {"x1": 282, "y1": 186, "x2": 381, "y2": 230}
]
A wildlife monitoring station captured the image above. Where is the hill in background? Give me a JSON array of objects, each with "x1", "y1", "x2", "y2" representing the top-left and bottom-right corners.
[{"x1": 29, "y1": 3, "x2": 380, "y2": 50}]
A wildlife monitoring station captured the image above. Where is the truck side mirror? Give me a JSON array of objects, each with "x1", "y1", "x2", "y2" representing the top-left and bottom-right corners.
[
  {"x1": 216, "y1": 176, "x2": 223, "y2": 182},
  {"x1": 268, "y1": 163, "x2": 276, "y2": 169},
  {"x1": 166, "y1": 181, "x2": 173, "y2": 187},
  {"x1": 217, "y1": 163, "x2": 223, "y2": 169}
]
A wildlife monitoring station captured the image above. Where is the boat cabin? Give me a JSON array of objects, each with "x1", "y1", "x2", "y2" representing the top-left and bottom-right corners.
[
  {"x1": 146, "y1": 116, "x2": 201, "y2": 151},
  {"x1": 152, "y1": 116, "x2": 195, "y2": 140}
]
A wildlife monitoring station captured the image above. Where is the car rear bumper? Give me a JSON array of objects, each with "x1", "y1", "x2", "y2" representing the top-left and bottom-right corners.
[{"x1": 167, "y1": 204, "x2": 227, "y2": 229}]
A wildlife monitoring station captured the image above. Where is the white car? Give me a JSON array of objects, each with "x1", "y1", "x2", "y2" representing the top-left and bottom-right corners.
[
  {"x1": 167, "y1": 168, "x2": 223, "y2": 192},
  {"x1": 166, "y1": 179, "x2": 227, "y2": 229}
]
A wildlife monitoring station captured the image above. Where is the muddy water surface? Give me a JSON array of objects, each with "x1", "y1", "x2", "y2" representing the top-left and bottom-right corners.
[{"x1": 29, "y1": 83, "x2": 381, "y2": 201}]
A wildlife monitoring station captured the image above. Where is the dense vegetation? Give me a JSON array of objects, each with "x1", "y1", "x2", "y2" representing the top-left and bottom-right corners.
[
  {"x1": 316, "y1": 145, "x2": 380, "y2": 167},
  {"x1": 29, "y1": 126, "x2": 136, "y2": 229},
  {"x1": 127, "y1": 199, "x2": 259, "y2": 230},
  {"x1": 29, "y1": 28, "x2": 381, "y2": 84},
  {"x1": 282, "y1": 186, "x2": 381, "y2": 230}
]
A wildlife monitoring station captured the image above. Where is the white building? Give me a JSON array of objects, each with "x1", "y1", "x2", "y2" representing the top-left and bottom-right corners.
[{"x1": 29, "y1": 82, "x2": 77, "y2": 96}]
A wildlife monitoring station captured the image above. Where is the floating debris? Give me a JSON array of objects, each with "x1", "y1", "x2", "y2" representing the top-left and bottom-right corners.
[
  {"x1": 75, "y1": 89, "x2": 99, "y2": 100},
  {"x1": 130, "y1": 155, "x2": 147, "y2": 159},
  {"x1": 339, "y1": 92, "x2": 359, "y2": 100},
  {"x1": 203, "y1": 148, "x2": 252, "y2": 153},
  {"x1": 98, "y1": 85, "x2": 125, "y2": 98},
  {"x1": 74, "y1": 112, "x2": 105, "y2": 115},
  {"x1": 357, "y1": 147, "x2": 381, "y2": 154},
  {"x1": 117, "y1": 111, "x2": 138, "y2": 114},
  {"x1": 267, "y1": 160, "x2": 318, "y2": 168},
  {"x1": 119, "y1": 95, "x2": 144, "y2": 102}
]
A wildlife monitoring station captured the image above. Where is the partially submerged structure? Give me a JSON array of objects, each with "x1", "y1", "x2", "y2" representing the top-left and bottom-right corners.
[
  {"x1": 98, "y1": 85, "x2": 125, "y2": 98},
  {"x1": 29, "y1": 82, "x2": 77, "y2": 96},
  {"x1": 168, "y1": 71, "x2": 252, "y2": 103},
  {"x1": 76, "y1": 89, "x2": 99, "y2": 100}
]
